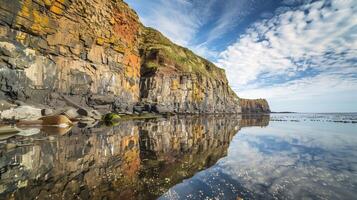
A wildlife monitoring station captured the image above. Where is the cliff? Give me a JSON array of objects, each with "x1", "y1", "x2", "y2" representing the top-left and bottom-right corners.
[
  {"x1": 0, "y1": 0, "x2": 262, "y2": 115},
  {"x1": 139, "y1": 28, "x2": 240, "y2": 113},
  {"x1": 0, "y1": 0, "x2": 141, "y2": 113},
  {"x1": 239, "y1": 98, "x2": 271, "y2": 113}
]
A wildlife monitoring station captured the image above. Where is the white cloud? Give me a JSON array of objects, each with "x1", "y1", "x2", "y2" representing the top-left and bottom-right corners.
[
  {"x1": 127, "y1": 0, "x2": 212, "y2": 55},
  {"x1": 189, "y1": 42, "x2": 219, "y2": 60},
  {"x1": 127, "y1": 0, "x2": 204, "y2": 46},
  {"x1": 216, "y1": 0, "x2": 357, "y2": 111},
  {"x1": 126, "y1": 0, "x2": 264, "y2": 58},
  {"x1": 204, "y1": 0, "x2": 257, "y2": 43}
]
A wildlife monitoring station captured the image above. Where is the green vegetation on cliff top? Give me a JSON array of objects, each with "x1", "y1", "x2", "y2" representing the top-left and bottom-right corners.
[{"x1": 140, "y1": 27, "x2": 227, "y2": 80}]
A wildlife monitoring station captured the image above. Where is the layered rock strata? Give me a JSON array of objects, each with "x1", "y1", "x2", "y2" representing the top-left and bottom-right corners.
[
  {"x1": 239, "y1": 98, "x2": 271, "y2": 113},
  {"x1": 0, "y1": 0, "x2": 266, "y2": 114},
  {"x1": 0, "y1": 0, "x2": 141, "y2": 113},
  {"x1": 139, "y1": 28, "x2": 241, "y2": 114}
]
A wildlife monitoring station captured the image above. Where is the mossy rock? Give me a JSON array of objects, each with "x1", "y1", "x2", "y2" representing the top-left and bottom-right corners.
[{"x1": 102, "y1": 113, "x2": 121, "y2": 126}]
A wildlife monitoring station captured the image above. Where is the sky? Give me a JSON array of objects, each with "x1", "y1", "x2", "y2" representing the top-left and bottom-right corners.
[{"x1": 126, "y1": 0, "x2": 357, "y2": 112}]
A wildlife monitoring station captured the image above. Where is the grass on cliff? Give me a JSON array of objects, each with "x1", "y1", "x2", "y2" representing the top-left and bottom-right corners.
[{"x1": 140, "y1": 27, "x2": 226, "y2": 80}]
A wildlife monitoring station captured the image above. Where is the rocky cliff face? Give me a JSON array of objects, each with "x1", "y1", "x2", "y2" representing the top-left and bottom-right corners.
[
  {"x1": 139, "y1": 28, "x2": 241, "y2": 114},
  {"x1": 0, "y1": 0, "x2": 248, "y2": 114},
  {"x1": 0, "y1": 0, "x2": 141, "y2": 113},
  {"x1": 239, "y1": 98, "x2": 271, "y2": 113}
]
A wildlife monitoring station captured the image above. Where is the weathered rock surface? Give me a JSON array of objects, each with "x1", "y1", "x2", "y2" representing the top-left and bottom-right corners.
[
  {"x1": 139, "y1": 28, "x2": 241, "y2": 114},
  {"x1": 63, "y1": 108, "x2": 79, "y2": 119},
  {"x1": 0, "y1": 0, "x2": 265, "y2": 114},
  {"x1": 41, "y1": 108, "x2": 53, "y2": 116},
  {"x1": 0, "y1": 0, "x2": 141, "y2": 113},
  {"x1": 239, "y1": 98, "x2": 271, "y2": 113},
  {"x1": 0, "y1": 105, "x2": 42, "y2": 120}
]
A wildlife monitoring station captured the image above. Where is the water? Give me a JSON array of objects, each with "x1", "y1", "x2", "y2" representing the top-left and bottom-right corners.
[
  {"x1": 0, "y1": 114, "x2": 356, "y2": 199},
  {"x1": 160, "y1": 113, "x2": 357, "y2": 200}
]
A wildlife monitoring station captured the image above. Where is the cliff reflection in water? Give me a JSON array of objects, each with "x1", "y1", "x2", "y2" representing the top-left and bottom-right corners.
[{"x1": 0, "y1": 115, "x2": 269, "y2": 200}]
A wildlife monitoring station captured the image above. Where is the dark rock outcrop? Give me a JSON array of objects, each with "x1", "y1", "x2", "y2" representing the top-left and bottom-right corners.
[{"x1": 239, "y1": 98, "x2": 271, "y2": 113}]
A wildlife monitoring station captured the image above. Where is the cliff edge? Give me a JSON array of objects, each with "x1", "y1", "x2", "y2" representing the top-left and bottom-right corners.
[{"x1": 0, "y1": 0, "x2": 266, "y2": 115}]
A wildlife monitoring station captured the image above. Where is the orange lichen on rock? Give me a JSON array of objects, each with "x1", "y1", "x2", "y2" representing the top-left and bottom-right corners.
[
  {"x1": 13, "y1": 0, "x2": 57, "y2": 35},
  {"x1": 112, "y1": 8, "x2": 139, "y2": 47},
  {"x1": 32, "y1": 10, "x2": 51, "y2": 33},
  {"x1": 50, "y1": 3, "x2": 64, "y2": 15},
  {"x1": 124, "y1": 52, "x2": 140, "y2": 69}
]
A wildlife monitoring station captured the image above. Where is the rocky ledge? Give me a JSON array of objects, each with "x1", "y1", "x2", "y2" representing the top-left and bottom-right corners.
[{"x1": 0, "y1": 0, "x2": 267, "y2": 118}]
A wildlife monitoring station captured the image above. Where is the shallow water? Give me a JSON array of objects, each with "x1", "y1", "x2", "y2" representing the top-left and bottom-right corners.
[
  {"x1": 160, "y1": 113, "x2": 357, "y2": 200},
  {"x1": 0, "y1": 113, "x2": 356, "y2": 199}
]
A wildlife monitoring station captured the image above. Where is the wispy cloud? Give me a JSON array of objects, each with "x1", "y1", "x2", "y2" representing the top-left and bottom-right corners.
[
  {"x1": 126, "y1": 0, "x2": 267, "y2": 58},
  {"x1": 126, "y1": 0, "x2": 203, "y2": 46},
  {"x1": 217, "y1": 0, "x2": 357, "y2": 111},
  {"x1": 205, "y1": 0, "x2": 259, "y2": 43}
]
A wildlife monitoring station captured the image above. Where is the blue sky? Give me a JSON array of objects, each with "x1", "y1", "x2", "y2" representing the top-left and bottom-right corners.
[{"x1": 126, "y1": 0, "x2": 357, "y2": 112}]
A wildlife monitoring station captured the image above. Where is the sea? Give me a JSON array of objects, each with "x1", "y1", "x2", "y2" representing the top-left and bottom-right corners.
[{"x1": 0, "y1": 113, "x2": 356, "y2": 200}]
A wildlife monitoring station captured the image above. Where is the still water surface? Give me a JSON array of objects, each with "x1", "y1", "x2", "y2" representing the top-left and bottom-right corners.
[{"x1": 0, "y1": 114, "x2": 356, "y2": 199}]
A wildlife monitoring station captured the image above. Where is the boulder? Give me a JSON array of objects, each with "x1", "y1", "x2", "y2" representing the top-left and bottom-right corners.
[
  {"x1": 41, "y1": 108, "x2": 54, "y2": 116},
  {"x1": 0, "y1": 106, "x2": 42, "y2": 120},
  {"x1": 63, "y1": 108, "x2": 79, "y2": 119},
  {"x1": 144, "y1": 104, "x2": 152, "y2": 112},
  {"x1": 153, "y1": 105, "x2": 171, "y2": 114},
  {"x1": 133, "y1": 106, "x2": 144, "y2": 114},
  {"x1": 40, "y1": 115, "x2": 73, "y2": 127},
  {"x1": 77, "y1": 108, "x2": 89, "y2": 116},
  {"x1": 0, "y1": 100, "x2": 16, "y2": 111}
]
